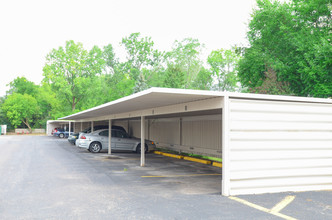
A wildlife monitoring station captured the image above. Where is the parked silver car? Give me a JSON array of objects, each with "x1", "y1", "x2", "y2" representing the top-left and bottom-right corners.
[{"x1": 76, "y1": 129, "x2": 156, "y2": 153}]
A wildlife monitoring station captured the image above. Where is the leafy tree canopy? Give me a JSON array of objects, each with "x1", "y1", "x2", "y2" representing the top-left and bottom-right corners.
[
  {"x1": 2, "y1": 93, "x2": 39, "y2": 131},
  {"x1": 121, "y1": 33, "x2": 164, "y2": 92},
  {"x1": 43, "y1": 40, "x2": 112, "y2": 111},
  {"x1": 7, "y1": 77, "x2": 38, "y2": 96},
  {"x1": 207, "y1": 48, "x2": 241, "y2": 91},
  {"x1": 238, "y1": 0, "x2": 331, "y2": 97},
  {"x1": 166, "y1": 38, "x2": 204, "y2": 88}
]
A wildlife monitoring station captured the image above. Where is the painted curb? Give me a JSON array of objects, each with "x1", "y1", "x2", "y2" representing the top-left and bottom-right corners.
[
  {"x1": 162, "y1": 152, "x2": 184, "y2": 159},
  {"x1": 183, "y1": 156, "x2": 211, "y2": 165},
  {"x1": 212, "y1": 162, "x2": 222, "y2": 168}
]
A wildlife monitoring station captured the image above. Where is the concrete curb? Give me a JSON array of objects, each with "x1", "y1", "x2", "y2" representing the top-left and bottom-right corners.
[
  {"x1": 154, "y1": 151, "x2": 222, "y2": 166},
  {"x1": 183, "y1": 156, "x2": 211, "y2": 165}
]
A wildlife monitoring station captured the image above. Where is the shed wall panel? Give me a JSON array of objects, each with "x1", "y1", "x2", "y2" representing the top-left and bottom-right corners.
[
  {"x1": 129, "y1": 120, "x2": 149, "y2": 139},
  {"x1": 74, "y1": 122, "x2": 80, "y2": 132},
  {"x1": 182, "y1": 117, "x2": 222, "y2": 151},
  {"x1": 150, "y1": 118, "x2": 180, "y2": 145},
  {"x1": 81, "y1": 122, "x2": 90, "y2": 131},
  {"x1": 228, "y1": 99, "x2": 332, "y2": 195},
  {"x1": 147, "y1": 115, "x2": 222, "y2": 157}
]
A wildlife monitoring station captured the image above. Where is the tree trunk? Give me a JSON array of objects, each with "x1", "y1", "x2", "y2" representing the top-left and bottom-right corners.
[
  {"x1": 22, "y1": 118, "x2": 32, "y2": 133},
  {"x1": 72, "y1": 96, "x2": 76, "y2": 111}
]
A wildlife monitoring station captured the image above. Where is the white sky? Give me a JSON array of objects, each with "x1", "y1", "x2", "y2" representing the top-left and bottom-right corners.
[{"x1": 0, "y1": 0, "x2": 257, "y2": 96}]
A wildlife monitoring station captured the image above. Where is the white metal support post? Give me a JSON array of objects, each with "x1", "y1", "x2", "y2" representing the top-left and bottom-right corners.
[
  {"x1": 108, "y1": 119, "x2": 112, "y2": 155},
  {"x1": 179, "y1": 118, "x2": 183, "y2": 146},
  {"x1": 140, "y1": 116, "x2": 145, "y2": 167},
  {"x1": 80, "y1": 122, "x2": 83, "y2": 131},
  {"x1": 127, "y1": 120, "x2": 130, "y2": 135},
  {"x1": 91, "y1": 121, "x2": 94, "y2": 132},
  {"x1": 68, "y1": 122, "x2": 71, "y2": 136},
  {"x1": 222, "y1": 95, "x2": 230, "y2": 196}
]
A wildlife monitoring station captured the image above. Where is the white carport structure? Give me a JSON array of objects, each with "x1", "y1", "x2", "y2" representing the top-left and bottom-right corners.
[{"x1": 59, "y1": 87, "x2": 332, "y2": 196}]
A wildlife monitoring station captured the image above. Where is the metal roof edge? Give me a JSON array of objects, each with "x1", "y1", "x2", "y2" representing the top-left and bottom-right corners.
[
  {"x1": 59, "y1": 88, "x2": 154, "y2": 119},
  {"x1": 59, "y1": 88, "x2": 224, "y2": 120},
  {"x1": 47, "y1": 120, "x2": 75, "y2": 123},
  {"x1": 59, "y1": 88, "x2": 331, "y2": 120},
  {"x1": 227, "y1": 92, "x2": 332, "y2": 104}
]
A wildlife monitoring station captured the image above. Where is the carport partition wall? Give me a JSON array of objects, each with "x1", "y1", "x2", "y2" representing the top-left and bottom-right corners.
[{"x1": 58, "y1": 88, "x2": 332, "y2": 196}]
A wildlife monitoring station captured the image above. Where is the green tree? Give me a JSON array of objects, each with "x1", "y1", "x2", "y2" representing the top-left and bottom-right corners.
[
  {"x1": 43, "y1": 40, "x2": 106, "y2": 111},
  {"x1": 6, "y1": 77, "x2": 61, "y2": 127},
  {"x1": 0, "y1": 96, "x2": 12, "y2": 129},
  {"x1": 238, "y1": 0, "x2": 332, "y2": 97},
  {"x1": 103, "y1": 44, "x2": 118, "y2": 75},
  {"x1": 208, "y1": 49, "x2": 240, "y2": 91},
  {"x1": 7, "y1": 77, "x2": 38, "y2": 96},
  {"x1": 163, "y1": 64, "x2": 186, "y2": 88},
  {"x1": 249, "y1": 68, "x2": 293, "y2": 95},
  {"x1": 190, "y1": 67, "x2": 213, "y2": 90},
  {"x1": 34, "y1": 84, "x2": 61, "y2": 126},
  {"x1": 2, "y1": 93, "x2": 39, "y2": 131},
  {"x1": 106, "y1": 71, "x2": 135, "y2": 101},
  {"x1": 165, "y1": 38, "x2": 204, "y2": 88},
  {"x1": 121, "y1": 33, "x2": 164, "y2": 92}
]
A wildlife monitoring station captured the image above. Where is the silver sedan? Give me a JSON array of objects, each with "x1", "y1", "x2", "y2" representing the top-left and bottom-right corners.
[{"x1": 76, "y1": 129, "x2": 156, "y2": 153}]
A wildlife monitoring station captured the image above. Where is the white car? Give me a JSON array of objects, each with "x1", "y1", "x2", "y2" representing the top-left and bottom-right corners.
[{"x1": 76, "y1": 129, "x2": 156, "y2": 153}]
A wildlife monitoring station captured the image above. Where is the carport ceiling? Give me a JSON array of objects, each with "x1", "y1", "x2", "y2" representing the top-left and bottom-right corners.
[{"x1": 60, "y1": 88, "x2": 223, "y2": 120}]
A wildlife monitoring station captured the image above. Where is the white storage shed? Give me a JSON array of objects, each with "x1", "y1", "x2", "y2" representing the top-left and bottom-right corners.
[{"x1": 58, "y1": 87, "x2": 332, "y2": 196}]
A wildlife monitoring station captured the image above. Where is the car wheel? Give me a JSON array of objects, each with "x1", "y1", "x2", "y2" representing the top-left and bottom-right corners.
[
  {"x1": 89, "y1": 142, "x2": 101, "y2": 153},
  {"x1": 136, "y1": 144, "x2": 148, "y2": 153},
  {"x1": 59, "y1": 133, "x2": 64, "y2": 138}
]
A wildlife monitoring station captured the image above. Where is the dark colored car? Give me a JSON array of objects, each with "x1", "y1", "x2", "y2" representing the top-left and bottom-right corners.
[
  {"x1": 53, "y1": 128, "x2": 73, "y2": 138},
  {"x1": 68, "y1": 125, "x2": 125, "y2": 145}
]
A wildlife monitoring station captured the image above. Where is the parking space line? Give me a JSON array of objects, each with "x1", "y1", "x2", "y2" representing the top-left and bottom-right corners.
[
  {"x1": 141, "y1": 173, "x2": 221, "y2": 178},
  {"x1": 229, "y1": 196, "x2": 297, "y2": 220},
  {"x1": 100, "y1": 158, "x2": 140, "y2": 161},
  {"x1": 271, "y1": 195, "x2": 296, "y2": 213}
]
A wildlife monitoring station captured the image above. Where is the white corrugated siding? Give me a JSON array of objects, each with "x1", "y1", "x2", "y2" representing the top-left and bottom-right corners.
[
  {"x1": 182, "y1": 116, "x2": 222, "y2": 156},
  {"x1": 150, "y1": 118, "x2": 180, "y2": 145},
  {"x1": 128, "y1": 120, "x2": 149, "y2": 138},
  {"x1": 147, "y1": 115, "x2": 222, "y2": 157},
  {"x1": 228, "y1": 98, "x2": 332, "y2": 195}
]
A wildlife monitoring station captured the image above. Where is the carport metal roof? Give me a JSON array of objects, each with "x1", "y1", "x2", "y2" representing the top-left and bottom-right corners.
[
  {"x1": 60, "y1": 88, "x2": 224, "y2": 121},
  {"x1": 60, "y1": 87, "x2": 331, "y2": 121}
]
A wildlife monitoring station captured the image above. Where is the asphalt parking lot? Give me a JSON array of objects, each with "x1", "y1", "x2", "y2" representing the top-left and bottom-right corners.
[{"x1": 0, "y1": 135, "x2": 331, "y2": 219}]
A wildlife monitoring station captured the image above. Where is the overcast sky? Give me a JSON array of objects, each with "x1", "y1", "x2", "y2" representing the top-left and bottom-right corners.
[{"x1": 0, "y1": 0, "x2": 257, "y2": 96}]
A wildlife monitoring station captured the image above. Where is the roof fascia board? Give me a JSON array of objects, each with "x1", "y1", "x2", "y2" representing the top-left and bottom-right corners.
[
  {"x1": 47, "y1": 120, "x2": 75, "y2": 123},
  {"x1": 71, "y1": 96, "x2": 223, "y2": 122},
  {"x1": 227, "y1": 92, "x2": 332, "y2": 104},
  {"x1": 60, "y1": 88, "x2": 154, "y2": 120},
  {"x1": 60, "y1": 87, "x2": 224, "y2": 120}
]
